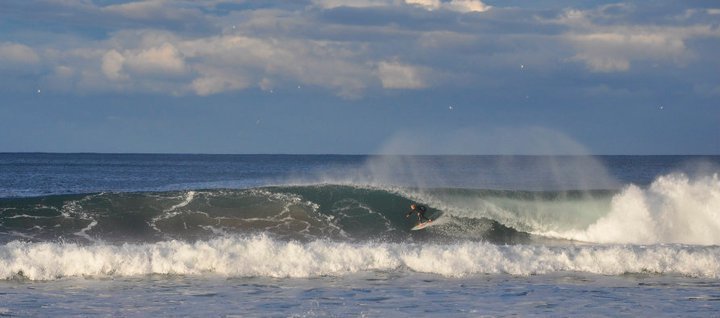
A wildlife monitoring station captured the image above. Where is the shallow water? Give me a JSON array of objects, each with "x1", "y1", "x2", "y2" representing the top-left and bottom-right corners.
[{"x1": 2, "y1": 273, "x2": 719, "y2": 317}]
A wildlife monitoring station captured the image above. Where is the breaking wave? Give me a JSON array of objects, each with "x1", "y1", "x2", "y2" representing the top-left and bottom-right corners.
[
  {"x1": 2, "y1": 235, "x2": 718, "y2": 280},
  {"x1": 1, "y1": 172, "x2": 719, "y2": 245},
  {"x1": 2, "y1": 171, "x2": 719, "y2": 280},
  {"x1": 538, "y1": 173, "x2": 720, "y2": 245}
]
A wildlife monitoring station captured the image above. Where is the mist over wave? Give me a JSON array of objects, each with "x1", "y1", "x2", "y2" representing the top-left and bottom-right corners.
[
  {"x1": 300, "y1": 155, "x2": 621, "y2": 191},
  {"x1": 2, "y1": 235, "x2": 719, "y2": 281}
]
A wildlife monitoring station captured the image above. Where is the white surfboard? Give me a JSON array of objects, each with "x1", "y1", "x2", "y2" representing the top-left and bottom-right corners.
[{"x1": 411, "y1": 220, "x2": 434, "y2": 231}]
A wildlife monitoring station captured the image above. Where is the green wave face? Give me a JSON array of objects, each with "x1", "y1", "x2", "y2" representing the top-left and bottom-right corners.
[{"x1": 4, "y1": 184, "x2": 592, "y2": 244}]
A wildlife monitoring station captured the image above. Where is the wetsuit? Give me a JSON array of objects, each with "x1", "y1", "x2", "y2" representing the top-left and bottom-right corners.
[{"x1": 405, "y1": 205, "x2": 430, "y2": 223}]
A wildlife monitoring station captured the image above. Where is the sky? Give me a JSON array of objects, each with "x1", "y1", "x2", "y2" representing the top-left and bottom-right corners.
[{"x1": 0, "y1": 0, "x2": 718, "y2": 155}]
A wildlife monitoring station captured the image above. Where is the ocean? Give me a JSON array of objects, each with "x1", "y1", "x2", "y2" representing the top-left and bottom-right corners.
[{"x1": 1, "y1": 153, "x2": 719, "y2": 317}]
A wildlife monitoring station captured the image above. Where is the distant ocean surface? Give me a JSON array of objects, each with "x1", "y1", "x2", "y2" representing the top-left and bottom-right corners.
[{"x1": 1, "y1": 153, "x2": 719, "y2": 317}]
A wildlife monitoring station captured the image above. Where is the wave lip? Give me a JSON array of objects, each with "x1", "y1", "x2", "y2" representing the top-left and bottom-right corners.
[{"x1": 2, "y1": 235, "x2": 719, "y2": 281}]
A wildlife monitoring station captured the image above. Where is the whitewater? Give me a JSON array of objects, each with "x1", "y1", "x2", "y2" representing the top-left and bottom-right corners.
[
  {"x1": 3, "y1": 236, "x2": 720, "y2": 280},
  {"x1": 1, "y1": 154, "x2": 719, "y2": 316}
]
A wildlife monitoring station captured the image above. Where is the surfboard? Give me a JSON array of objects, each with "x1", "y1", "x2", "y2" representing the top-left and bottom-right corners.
[{"x1": 411, "y1": 220, "x2": 433, "y2": 231}]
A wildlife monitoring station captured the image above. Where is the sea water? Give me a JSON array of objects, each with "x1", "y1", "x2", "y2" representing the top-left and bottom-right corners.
[{"x1": 1, "y1": 154, "x2": 719, "y2": 317}]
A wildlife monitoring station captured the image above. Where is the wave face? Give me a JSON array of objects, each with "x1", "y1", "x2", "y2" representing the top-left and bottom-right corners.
[
  {"x1": 1, "y1": 172, "x2": 719, "y2": 246},
  {"x1": 0, "y1": 185, "x2": 531, "y2": 244}
]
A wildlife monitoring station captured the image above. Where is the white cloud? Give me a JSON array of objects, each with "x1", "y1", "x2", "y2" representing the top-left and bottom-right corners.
[
  {"x1": 31, "y1": 28, "x2": 380, "y2": 97},
  {"x1": 101, "y1": 49, "x2": 126, "y2": 80},
  {"x1": 404, "y1": 0, "x2": 490, "y2": 13},
  {"x1": 445, "y1": 0, "x2": 490, "y2": 13},
  {"x1": 53, "y1": 65, "x2": 75, "y2": 78},
  {"x1": 101, "y1": 0, "x2": 202, "y2": 21},
  {"x1": 101, "y1": 43, "x2": 186, "y2": 81},
  {"x1": 312, "y1": 0, "x2": 396, "y2": 9},
  {"x1": 11, "y1": 0, "x2": 714, "y2": 99},
  {"x1": 573, "y1": 55, "x2": 630, "y2": 73},
  {"x1": 0, "y1": 42, "x2": 40, "y2": 66},
  {"x1": 568, "y1": 32, "x2": 687, "y2": 72},
  {"x1": 178, "y1": 34, "x2": 377, "y2": 98},
  {"x1": 555, "y1": 8, "x2": 720, "y2": 72},
  {"x1": 313, "y1": 0, "x2": 490, "y2": 12},
  {"x1": 404, "y1": 0, "x2": 441, "y2": 10},
  {"x1": 0, "y1": 0, "x2": 502, "y2": 97},
  {"x1": 377, "y1": 61, "x2": 426, "y2": 89},
  {"x1": 179, "y1": 35, "x2": 284, "y2": 95},
  {"x1": 43, "y1": 65, "x2": 78, "y2": 91},
  {"x1": 191, "y1": 73, "x2": 251, "y2": 96},
  {"x1": 125, "y1": 43, "x2": 186, "y2": 75},
  {"x1": 103, "y1": 0, "x2": 167, "y2": 19}
]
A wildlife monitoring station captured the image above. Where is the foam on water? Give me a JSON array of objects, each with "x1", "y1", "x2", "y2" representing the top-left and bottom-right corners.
[{"x1": 2, "y1": 235, "x2": 719, "y2": 281}]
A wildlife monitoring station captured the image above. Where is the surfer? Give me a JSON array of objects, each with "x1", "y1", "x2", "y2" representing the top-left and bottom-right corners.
[{"x1": 405, "y1": 204, "x2": 431, "y2": 224}]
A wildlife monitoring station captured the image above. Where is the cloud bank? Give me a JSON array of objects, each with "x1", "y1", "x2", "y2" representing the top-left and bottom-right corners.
[{"x1": 0, "y1": 0, "x2": 718, "y2": 99}]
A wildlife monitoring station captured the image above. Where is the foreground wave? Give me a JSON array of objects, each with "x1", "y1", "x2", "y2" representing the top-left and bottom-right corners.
[
  {"x1": 2, "y1": 172, "x2": 719, "y2": 245},
  {"x1": 2, "y1": 235, "x2": 719, "y2": 280},
  {"x1": 2, "y1": 172, "x2": 719, "y2": 281},
  {"x1": 0, "y1": 185, "x2": 533, "y2": 244}
]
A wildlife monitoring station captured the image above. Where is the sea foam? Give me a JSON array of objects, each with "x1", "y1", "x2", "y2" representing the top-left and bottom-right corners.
[
  {"x1": 1, "y1": 235, "x2": 718, "y2": 280},
  {"x1": 546, "y1": 173, "x2": 720, "y2": 245}
]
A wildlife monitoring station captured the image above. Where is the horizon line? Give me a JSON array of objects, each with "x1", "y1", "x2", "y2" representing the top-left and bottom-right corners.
[{"x1": 1, "y1": 152, "x2": 718, "y2": 157}]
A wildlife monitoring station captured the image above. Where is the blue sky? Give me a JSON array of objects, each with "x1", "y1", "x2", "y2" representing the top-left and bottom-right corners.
[{"x1": 0, "y1": 0, "x2": 718, "y2": 154}]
